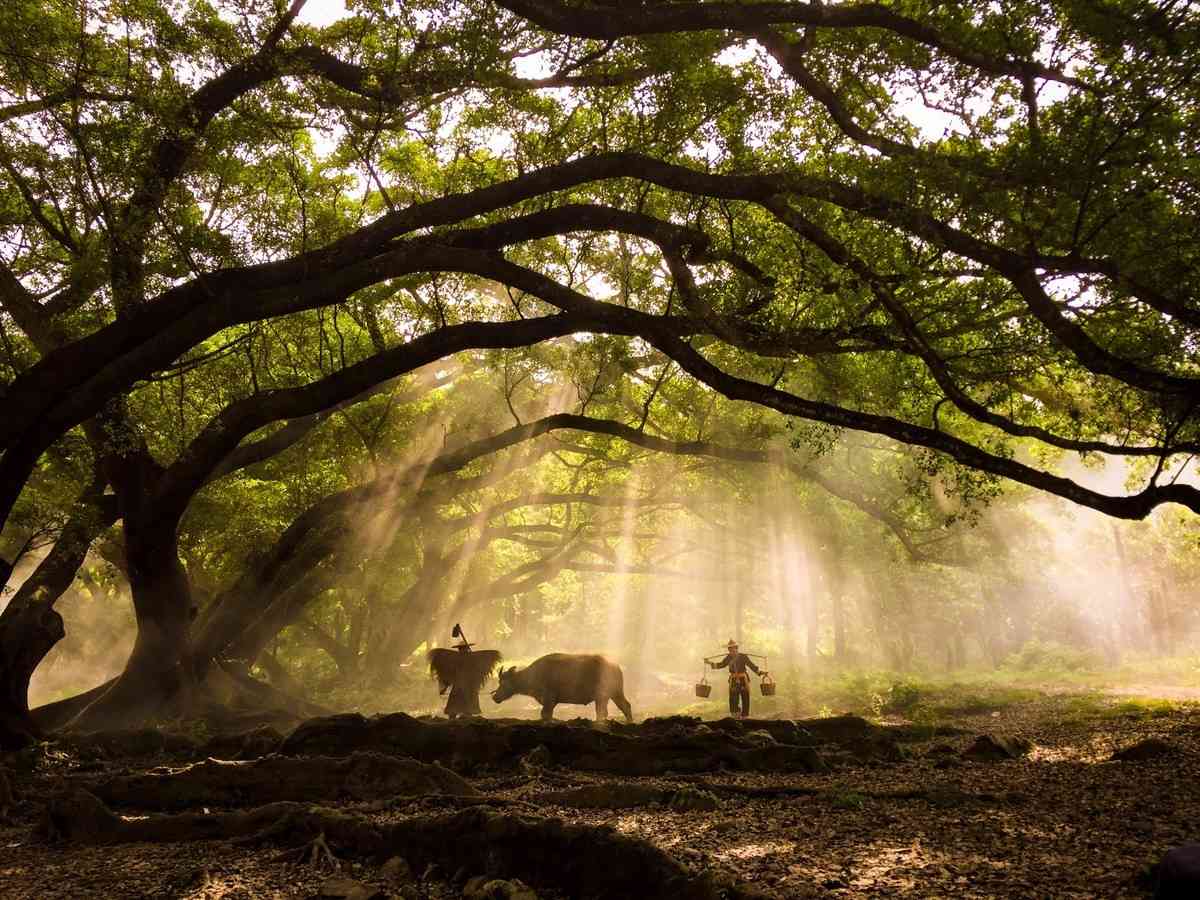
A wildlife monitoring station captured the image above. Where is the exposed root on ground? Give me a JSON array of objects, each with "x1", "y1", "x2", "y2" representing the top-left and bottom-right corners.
[
  {"x1": 671, "y1": 774, "x2": 1023, "y2": 807},
  {"x1": 279, "y1": 713, "x2": 827, "y2": 775},
  {"x1": 38, "y1": 663, "x2": 327, "y2": 741},
  {"x1": 77, "y1": 751, "x2": 476, "y2": 810},
  {"x1": 269, "y1": 829, "x2": 340, "y2": 870},
  {"x1": 32, "y1": 713, "x2": 955, "y2": 778},
  {"x1": 36, "y1": 789, "x2": 772, "y2": 899}
]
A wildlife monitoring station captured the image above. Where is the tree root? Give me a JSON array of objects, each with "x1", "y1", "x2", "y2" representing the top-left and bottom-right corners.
[
  {"x1": 387, "y1": 793, "x2": 543, "y2": 814},
  {"x1": 671, "y1": 776, "x2": 822, "y2": 800},
  {"x1": 77, "y1": 751, "x2": 476, "y2": 810},
  {"x1": 39, "y1": 663, "x2": 326, "y2": 739},
  {"x1": 280, "y1": 713, "x2": 826, "y2": 775},
  {"x1": 671, "y1": 776, "x2": 1023, "y2": 807},
  {"x1": 531, "y1": 783, "x2": 720, "y2": 811},
  {"x1": 54, "y1": 727, "x2": 202, "y2": 760},
  {"x1": 270, "y1": 829, "x2": 341, "y2": 870},
  {"x1": 37, "y1": 789, "x2": 771, "y2": 899}
]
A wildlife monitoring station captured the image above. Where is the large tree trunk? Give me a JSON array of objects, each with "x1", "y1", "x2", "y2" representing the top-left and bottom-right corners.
[
  {"x1": 0, "y1": 478, "x2": 113, "y2": 748},
  {"x1": 0, "y1": 601, "x2": 64, "y2": 749},
  {"x1": 31, "y1": 678, "x2": 116, "y2": 732},
  {"x1": 69, "y1": 499, "x2": 195, "y2": 730}
]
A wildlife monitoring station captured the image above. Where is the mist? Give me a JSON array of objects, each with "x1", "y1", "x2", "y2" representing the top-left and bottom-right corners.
[
  {"x1": 13, "y1": 362, "x2": 1198, "y2": 724},
  {"x1": 6, "y1": 552, "x2": 138, "y2": 709},
  {"x1": 290, "y1": 383, "x2": 1199, "y2": 720}
]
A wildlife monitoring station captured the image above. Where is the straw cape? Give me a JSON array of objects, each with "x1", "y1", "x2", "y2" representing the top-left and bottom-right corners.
[{"x1": 428, "y1": 646, "x2": 502, "y2": 718}]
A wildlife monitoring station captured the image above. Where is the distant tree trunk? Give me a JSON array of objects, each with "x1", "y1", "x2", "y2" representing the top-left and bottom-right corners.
[
  {"x1": 193, "y1": 495, "x2": 348, "y2": 667},
  {"x1": 814, "y1": 508, "x2": 851, "y2": 664},
  {"x1": 826, "y1": 551, "x2": 847, "y2": 662},
  {"x1": 1110, "y1": 523, "x2": 1137, "y2": 659},
  {"x1": 299, "y1": 617, "x2": 358, "y2": 679},
  {"x1": 780, "y1": 553, "x2": 801, "y2": 716},
  {"x1": 1147, "y1": 575, "x2": 1172, "y2": 654},
  {"x1": 222, "y1": 568, "x2": 337, "y2": 666},
  {"x1": 255, "y1": 650, "x2": 306, "y2": 697},
  {"x1": 862, "y1": 565, "x2": 891, "y2": 668},
  {"x1": 980, "y1": 517, "x2": 1033, "y2": 657},
  {"x1": 804, "y1": 551, "x2": 820, "y2": 664},
  {"x1": 363, "y1": 591, "x2": 432, "y2": 682},
  {"x1": 949, "y1": 619, "x2": 967, "y2": 670},
  {"x1": 347, "y1": 584, "x2": 371, "y2": 663},
  {"x1": 975, "y1": 578, "x2": 1008, "y2": 667},
  {"x1": 514, "y1": 596, "x2": 527, "y2": 650},
  {"x1": 890, "y1": 575, "x2": 916, "y2": 670}
]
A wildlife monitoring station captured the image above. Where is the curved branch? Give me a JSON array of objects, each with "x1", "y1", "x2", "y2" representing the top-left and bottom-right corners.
[
  {"x1": 3, "y1": 150, "x2": 1194, "y2": 529},
  {"x1": 0, "y1": 89, "x2": 134, "y2": 123},
  {"x1": 0, "y1": 152, "x2": 1081, "y2": 452},
  {"x1": 763, "y1": 197, "x2": 1200, "y2": 457},
  {"x1": 493, "y1": 0, "x2": 1088, "y2": 87},
  {"x1": 157, "y1": 315, "x2": 602, "y2": 520},
  {"x1": 433, "y1": 248, "x2": 1200, "y2": 518}
]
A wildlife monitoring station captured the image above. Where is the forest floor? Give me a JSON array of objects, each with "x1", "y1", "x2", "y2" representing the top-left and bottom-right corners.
[{"x1": 1, "y1": 687, "x2": 1197, "y2": 899}]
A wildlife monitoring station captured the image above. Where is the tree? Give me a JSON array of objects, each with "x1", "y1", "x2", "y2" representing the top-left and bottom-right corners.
[{"x1": 3, "y1": 0, "x2": 1200, "y2": 743}]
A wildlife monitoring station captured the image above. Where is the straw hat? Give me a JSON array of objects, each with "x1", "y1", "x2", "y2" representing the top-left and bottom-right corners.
[
  {"x1": 726, "y1": 638, "x2": 739, "y2": 649},
  {"x1": 452, "y1": 622, "x2": 472, "y2": 650}
]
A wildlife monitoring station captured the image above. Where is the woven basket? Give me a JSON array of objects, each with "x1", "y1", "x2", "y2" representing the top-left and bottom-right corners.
[{"x1": 759, "y1": 673, "x2": 777, "y2": 696}]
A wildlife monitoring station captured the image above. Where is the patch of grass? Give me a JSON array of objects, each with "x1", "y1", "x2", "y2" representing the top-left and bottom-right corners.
[
  {"x1": 609, "y1": 651, "x2": 1200, "y2": 725},
  {"x1": 1054, "y1": 692, "x2": 1112, "y2": 722},
  {"x1": 672, "y1": 699, "x2": 719, "y2": 718},
  {"x1": 1110, "y1": 654, "x2": 1200, "y2": 686},
  {"x1": 1003, "y1": 640, "x2": 1106, "y2": 676},
  {"x1": 1103, "y1": 697, "x2": 1184, "y2": 720},
  {"x1": 922, "y1": 685, "x2": 1042, "y2": 717},
  {"x1": 825, "y1": 788, "x2": 868, "y2": 810}
]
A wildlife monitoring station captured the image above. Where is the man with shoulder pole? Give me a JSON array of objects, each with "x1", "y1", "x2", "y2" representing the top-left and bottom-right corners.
[{"x1": 708, "y1": 638, "x2": 767, "y2": 719}]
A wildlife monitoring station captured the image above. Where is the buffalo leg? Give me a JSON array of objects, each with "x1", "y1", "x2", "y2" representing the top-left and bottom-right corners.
[
  {"x1": 594, "y1": 698, "x2": 609, "y2": 721},
  {"x1": 540, "y1": 700, "x2": 556, "y2": 721},
  {"x1": 614, "y1": 693, "x2": 633, "y2": 723}
]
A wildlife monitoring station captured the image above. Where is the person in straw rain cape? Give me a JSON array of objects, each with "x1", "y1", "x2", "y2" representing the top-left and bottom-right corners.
[
  {"x1": 427, "y1": 624, "x2": 502, "y2": 719},
  {"x1": 710, "y1": 638, "x2": 764, "y2": 719}
]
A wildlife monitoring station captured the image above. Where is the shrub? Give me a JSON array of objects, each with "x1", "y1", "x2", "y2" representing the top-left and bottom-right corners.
[
  {"x1": 885, "y1": 678, "x2": 924, "y2": 712},
  {"x1": 1004, "y1": 640, "x2": 1104, "y2": 674}
]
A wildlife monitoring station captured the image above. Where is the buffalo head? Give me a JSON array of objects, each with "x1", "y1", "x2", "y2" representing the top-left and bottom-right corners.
[{"x1": 491, "y1": 665, "x2": 518, "y2": 703}]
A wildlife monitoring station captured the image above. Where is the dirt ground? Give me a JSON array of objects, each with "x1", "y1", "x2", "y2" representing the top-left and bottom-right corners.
[{"x1": 1, "y1": 694, "x2": 1197, "y2": 899}]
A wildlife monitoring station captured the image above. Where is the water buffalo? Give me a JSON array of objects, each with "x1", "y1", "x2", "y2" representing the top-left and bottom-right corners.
[{"x1": 491, "y1": 653, "x2": 633, "y2": 722}]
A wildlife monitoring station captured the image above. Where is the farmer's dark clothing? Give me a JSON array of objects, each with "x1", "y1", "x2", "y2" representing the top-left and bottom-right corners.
[
  {"x1": 711, "y1": 652, "x2": 760, "y2": 718},
  {"x1": 712, "y1": 653, "x2": 761, "y2": 676},
  {"x1": 428, "y1": 644, "x2": 501, "y2": 719},
  {"x1": 447, "y1": 646, "x2": 479, "y2": 717}
]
